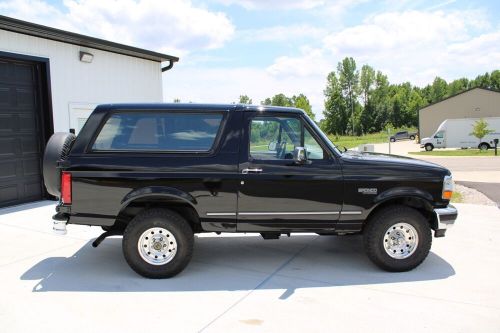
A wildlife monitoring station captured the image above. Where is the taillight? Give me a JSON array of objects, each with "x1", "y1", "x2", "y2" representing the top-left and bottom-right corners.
[{"x1": 61, "y1": 172, "x2": 72, "y2": 204}]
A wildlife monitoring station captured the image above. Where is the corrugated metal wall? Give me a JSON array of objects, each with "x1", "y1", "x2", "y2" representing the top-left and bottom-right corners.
[{"x1": 0, "y1": 29, "x2": 163, "y2": 132}]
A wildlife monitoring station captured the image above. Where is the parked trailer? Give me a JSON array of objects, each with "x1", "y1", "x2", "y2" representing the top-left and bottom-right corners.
[{"x1": 420, "y1": 117, "x2": 500, "y2": 151}]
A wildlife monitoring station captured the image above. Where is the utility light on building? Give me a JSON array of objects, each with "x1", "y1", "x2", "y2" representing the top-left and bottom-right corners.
[{"x1": 79, "y1": 51, "x2": 94, "y2": 63}]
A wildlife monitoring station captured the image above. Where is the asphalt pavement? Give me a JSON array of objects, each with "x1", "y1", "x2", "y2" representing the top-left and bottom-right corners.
[
  {"x1": 1, "y1": 201, "x2": 500, "y2": 332},
  {"x1": 457, "y1": 181, "x2": 500, "y2": 206}
]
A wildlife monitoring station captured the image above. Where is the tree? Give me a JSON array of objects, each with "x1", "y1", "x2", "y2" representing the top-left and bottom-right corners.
[
  {"x1": 292, "y1": 94, "x2": 315, "y2": 120},
  {"x1": 238, "y1": 95, "x2": 252, "y2": 104},
  {"x1": 323, "y1": 72, "x2": 349, "y2": 135},
  {"x1": 430, "y1": 77, "x2": 448, "y2": 103},
  {"x1": 359, "y1": 64, "x2": 375, "y2": 106},
  {"x1": 470, "y1": 119, "x2": 494, "y2": 144},
  {"x1": 337, "y1": 57, "x2": 359, "y2": 135}
]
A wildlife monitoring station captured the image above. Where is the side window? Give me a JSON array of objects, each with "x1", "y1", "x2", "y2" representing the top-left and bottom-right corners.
[
  {"x1": 304, "y1": 127, "x2": 325, "y2": 160},
  {"x1": 249, "y1": 116, "x2": 325, "y2": 160},
  {"x1": 434, "y1": 131, "x2": 444, "y2": 139},
  {"x1": 92, "y1": 112, "x2": 223, "y2": 151}
]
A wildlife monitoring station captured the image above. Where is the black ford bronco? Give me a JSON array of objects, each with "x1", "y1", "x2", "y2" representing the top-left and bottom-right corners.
[{"x1": 43, "y1": 103, "x2": 457, "y2": 278}]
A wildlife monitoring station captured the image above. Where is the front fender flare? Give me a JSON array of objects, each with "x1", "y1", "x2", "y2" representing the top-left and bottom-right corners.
[{"x1": 373, "y1": 186, "x2": 434, "y2": 204}]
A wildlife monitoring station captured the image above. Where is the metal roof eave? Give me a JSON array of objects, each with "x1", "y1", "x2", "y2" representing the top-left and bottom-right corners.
[{"x1": 0, "y1": 15, "x2": 179, "y2": 63}]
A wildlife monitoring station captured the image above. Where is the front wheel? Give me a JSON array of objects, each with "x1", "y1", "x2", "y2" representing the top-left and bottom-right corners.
[
  {"x1": 409, "y1": 135, "x2": 415, "y2": 140},
  {"x1": 479, "y1": 143, "x2": 490, "y2": 151},
  {"x1": 363, "y1": 206, "x2": 432, "y2": 272},
  {"x1": 425, "y1": 143, "x2": 434, "y2": 151},
  {"x1": 122, "y1": 208, "x2": 194, "y2": 278}
]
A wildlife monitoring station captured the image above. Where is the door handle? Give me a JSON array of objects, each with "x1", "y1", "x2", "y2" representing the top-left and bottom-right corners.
[{"x1": 242, "y1": 168, "x2": 263, "y2": 174}]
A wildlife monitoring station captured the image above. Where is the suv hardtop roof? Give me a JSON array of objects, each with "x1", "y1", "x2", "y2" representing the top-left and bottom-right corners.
[{"x1": 93, "y1": 103, "x2": 305, "y2": 115}]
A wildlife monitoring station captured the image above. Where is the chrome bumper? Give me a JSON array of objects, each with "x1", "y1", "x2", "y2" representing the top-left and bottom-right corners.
[{"x1": 433, "y1": 205, "x2": 458, "y2": 237}]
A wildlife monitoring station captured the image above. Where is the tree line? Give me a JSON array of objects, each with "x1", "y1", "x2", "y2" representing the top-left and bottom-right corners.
[
  {"x1": 176, "y1": 58, "x2": 498, "y2": 137},
  {"x1": 322, "y1": 57, "x2": 499, "y2": 135}
]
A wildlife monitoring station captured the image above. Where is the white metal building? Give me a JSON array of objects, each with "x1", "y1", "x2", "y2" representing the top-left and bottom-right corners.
[
  {"x1": 418, "y1": 87, "x2": 500, "y2": 139},
  {"x1": 0, "y1": 15, "x2": 178, "y2": 207}
]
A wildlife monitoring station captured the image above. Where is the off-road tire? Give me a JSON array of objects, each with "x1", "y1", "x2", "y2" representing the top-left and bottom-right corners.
[
  {"x1": 43, "y1": 132, "x2": 76, "y2": 197},
  {"x1": 363, "y1": 205, "x2": 432, "y2": 272},
  {"x1": 122, "y1": 208, "x2": 194, "y2": 278}
]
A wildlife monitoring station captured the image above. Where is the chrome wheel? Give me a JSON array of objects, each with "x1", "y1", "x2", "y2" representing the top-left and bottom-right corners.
[
  {"x1": 383, "y1": 222, "x2": 418, "y2": 259},
  {"x1": 137, "y1": 227, "x2": 177, "y2": 265}
]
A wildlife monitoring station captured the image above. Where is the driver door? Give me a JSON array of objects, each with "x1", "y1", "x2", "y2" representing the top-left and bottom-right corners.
[
  {"x1": 237, "y1": 112, "x2": 343, "y2": 232},
  {"x1": 434, "y1": 131, "x2": 445, "y2": 148}
]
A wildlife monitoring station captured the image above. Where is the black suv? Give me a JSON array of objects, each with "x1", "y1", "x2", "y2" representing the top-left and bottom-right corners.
[{"x1": 43, "y1": 104, "x2": 457, "y2": 278}]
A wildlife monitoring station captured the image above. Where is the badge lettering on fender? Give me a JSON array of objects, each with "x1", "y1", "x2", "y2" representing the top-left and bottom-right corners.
[{"x1": 358, "y1": 188, "x2": 377, "y2": 195}]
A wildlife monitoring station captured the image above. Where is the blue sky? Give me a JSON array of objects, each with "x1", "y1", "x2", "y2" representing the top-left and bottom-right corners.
[{"x1": 1, "y1": 0, "x2": 499, "y2": 117}]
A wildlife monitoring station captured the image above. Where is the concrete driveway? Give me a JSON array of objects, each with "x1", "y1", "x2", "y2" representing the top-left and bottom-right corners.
[{"x1": 1, "y1": 201, "x2": 499, "y2": 332}]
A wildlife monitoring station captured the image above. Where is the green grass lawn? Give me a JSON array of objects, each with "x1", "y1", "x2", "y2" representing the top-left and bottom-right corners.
[
  {"x1": 328, "y1": 132, "x2": 390, "y2": 149},
  {"x1": 409, "y1": 149, "x2": 498, "y2": 156},
  {"x1": 451, "y1": 190, "x2": 463, "y2": 203}
]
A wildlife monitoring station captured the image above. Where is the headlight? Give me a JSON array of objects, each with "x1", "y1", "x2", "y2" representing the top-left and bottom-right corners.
[{"x1": 442, "y1": 175, "x2": 454, "y2": 200}]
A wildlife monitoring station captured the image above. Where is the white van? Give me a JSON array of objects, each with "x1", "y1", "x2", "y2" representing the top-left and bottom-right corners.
[{"x1": 420, "y1": 117, "x2": 500, "y2": 151}]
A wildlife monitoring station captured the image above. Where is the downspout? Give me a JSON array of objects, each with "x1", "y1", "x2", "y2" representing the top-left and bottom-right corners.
[{"x1": 161, "y1": 60, "x2": 174, "y2": 72}]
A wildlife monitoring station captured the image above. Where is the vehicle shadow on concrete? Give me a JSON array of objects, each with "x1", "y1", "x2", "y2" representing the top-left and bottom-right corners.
[{"x1": 21, "y1": 234, "x2": 455, "y2": 294}]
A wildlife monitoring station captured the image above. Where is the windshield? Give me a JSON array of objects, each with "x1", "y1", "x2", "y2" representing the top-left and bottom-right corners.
[{"x1": 305, "y1": 117, "x2": 343, "y2": 155}]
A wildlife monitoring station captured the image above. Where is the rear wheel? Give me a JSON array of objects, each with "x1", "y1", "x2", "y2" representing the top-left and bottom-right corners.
[
  {"x1": 425, "y1": 144, "x2": 434, "y2": 151},
  {"x1": 122, "y1": 208, "x2": 194, "y2": 278},
  {"x1": 363, "y1": 206, "x2": 432, "y2": 272},
  {"x1": 390, "y1": 138, "x2": 396, "y2": 142},
  {"x1": 409, "y1": 135, "x2": 415, "y2": 140}
]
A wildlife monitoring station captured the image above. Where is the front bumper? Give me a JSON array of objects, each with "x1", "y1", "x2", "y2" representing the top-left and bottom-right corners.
[{"x1": 433, "y1": 205, "x2": 458, "y2": 237}]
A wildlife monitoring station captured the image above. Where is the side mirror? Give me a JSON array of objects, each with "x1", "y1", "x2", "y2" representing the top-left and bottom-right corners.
[
  {"x1": 293, "y1": 147, "x2": 307, "y2": 164},
  {"x1": 268, "y1": 141, "x2": 277, "y2": 151}
]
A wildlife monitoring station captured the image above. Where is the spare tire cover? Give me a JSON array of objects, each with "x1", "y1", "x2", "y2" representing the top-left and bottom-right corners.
[{"x1": 43, "y1": 132, "x2": 76, "y2": 197}]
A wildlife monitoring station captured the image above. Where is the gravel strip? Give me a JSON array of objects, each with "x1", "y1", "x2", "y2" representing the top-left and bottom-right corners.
[{"x1": 455, "y1": 184, "x2": 497, "y2": 206}]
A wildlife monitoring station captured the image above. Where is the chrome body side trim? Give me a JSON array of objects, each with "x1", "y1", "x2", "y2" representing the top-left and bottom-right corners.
[
  {"x1": 238, "y1": 211, "x2": 340, "y2": 216},
  {"x1": 206, "y1": 212, "x2": 237, "y2": 216},
  {"x1": 340, "y1": 211, "x2": 362, "y2": 215}
]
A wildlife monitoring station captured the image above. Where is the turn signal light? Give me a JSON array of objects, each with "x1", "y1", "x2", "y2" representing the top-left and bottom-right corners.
[
  {"x1": 442, "y1": 175, "x2": 454, "y2": 200},
  {"x1": 61, "y1": 172, "x2": 72, "y2": 205},
  {"x1": 442, "y1": 190, "x2": 453, "y2": 200}
]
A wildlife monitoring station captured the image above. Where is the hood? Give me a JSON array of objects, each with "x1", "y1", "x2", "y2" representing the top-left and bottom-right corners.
[{"x1": 342, "y1": 150, "x2": 449, "y2": 172}]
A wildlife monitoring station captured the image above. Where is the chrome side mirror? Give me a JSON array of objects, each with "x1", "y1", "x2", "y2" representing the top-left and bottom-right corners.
[{"x1": 293, "y1": 147, "x2": 307, "y2": 164}]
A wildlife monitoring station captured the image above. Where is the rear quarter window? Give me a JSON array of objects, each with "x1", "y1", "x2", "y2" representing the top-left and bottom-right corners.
[{"x1": 92, "y1": 112, "x2": 223, "y2": 152}]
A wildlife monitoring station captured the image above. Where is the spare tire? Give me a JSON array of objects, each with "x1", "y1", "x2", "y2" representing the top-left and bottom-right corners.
[{"x1": 43, "y1": 132, "x2": 76, "y2": 197}]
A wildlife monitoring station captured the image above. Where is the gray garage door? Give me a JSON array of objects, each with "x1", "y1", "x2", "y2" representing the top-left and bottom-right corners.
[{"x1": 0, "y1": 57, "x2": 44, "y2": 208}]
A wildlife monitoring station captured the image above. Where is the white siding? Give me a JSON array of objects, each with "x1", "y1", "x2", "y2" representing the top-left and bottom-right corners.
[{"x1": 0, "y1": 29, "x2": 163, "y2": 132}]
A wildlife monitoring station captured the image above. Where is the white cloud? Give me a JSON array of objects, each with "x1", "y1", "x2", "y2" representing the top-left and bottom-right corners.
[
  {"x1": 266, "y1": 9, "x2": 498, "y2": 88},
  {"x1": 321, "y1": 9, "x2": 496, "y2": 84},
  {"x1": 238, "y1": 24, "x2": 327, "y2": 42},
  {"x1": 162, "y1": 64, "x2": 327, "y2": 117},
  {"x1": 0, "y1": 0, "x2": 235, "y2": 55},
  {"x1": 214, "y1": 0, "x2": 325, "y2": 10},
  {"x1": 267, "y1": 47, "x2": 332, "y2": 77}
]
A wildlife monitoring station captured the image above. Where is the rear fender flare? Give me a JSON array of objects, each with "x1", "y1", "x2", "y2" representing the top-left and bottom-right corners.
[{"x1": 120, "y1": 186, "x2": 197, "y2": 212}]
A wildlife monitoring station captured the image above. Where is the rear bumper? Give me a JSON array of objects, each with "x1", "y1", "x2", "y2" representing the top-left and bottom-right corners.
[
  {"x1": 53, "y1": 204, "x2": 69, "y2": 235},
  {"x1": 433, "y1": 205, "x2": 458, "y2": 237}
]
